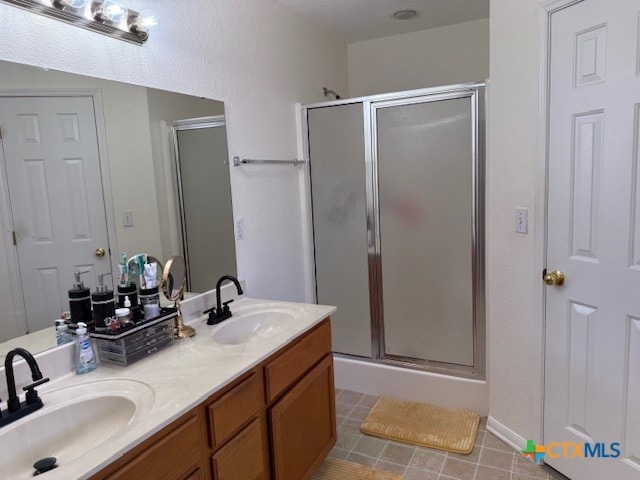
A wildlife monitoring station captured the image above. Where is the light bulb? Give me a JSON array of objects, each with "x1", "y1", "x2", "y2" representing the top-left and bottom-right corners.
[
  {"x1": 132, "y1": 10, "x2": 158, "y2": 33},
  {"x1": 100, "y1": 0, "x2": 128, "y2": 23}
]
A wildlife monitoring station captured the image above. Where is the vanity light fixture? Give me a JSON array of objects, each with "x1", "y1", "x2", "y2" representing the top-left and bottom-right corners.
[{"x1": 0, "y1": 0, "x2": 157, "y2": 45}]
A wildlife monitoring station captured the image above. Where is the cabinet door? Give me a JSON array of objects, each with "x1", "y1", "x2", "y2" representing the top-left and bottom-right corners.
[
  {"x1": 105, "y1": 414, "x2": 203, "y2": 480},
  {"x1": 211, "y1": 418, "x2": 266, "y2": 480},
  {"x1": 270, "y1": 355, "x2": 336, "y2": 480}
]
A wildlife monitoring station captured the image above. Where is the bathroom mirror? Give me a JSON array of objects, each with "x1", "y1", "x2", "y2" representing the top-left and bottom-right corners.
[{"x1": 0, "y1": 59, "x2": 237, "y2": 354}]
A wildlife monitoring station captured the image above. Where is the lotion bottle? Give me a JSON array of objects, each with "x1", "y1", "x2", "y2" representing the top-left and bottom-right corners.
[{"x1": 75, "y1": 322, "x2": 97, "y2": 374}]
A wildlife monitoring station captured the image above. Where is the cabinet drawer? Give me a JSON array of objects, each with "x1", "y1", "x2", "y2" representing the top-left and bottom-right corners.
[
  {"x1": 211, "y1": 418, "x2": 266, "y2": 480},
  {"x1": 208, "y1": 373, "x2": 259, "y2": 448},
  {"x1": 106, "y1": 414, "x2": 202, "y2": 480},
  {"x1": 264, "y1": 320, "x2": 331, "y2": 403},
  {"x1": 270, "y1": 355, "x2": 336, "y2": 480},
  {"x1": 183, "y1": 468, "x2": 203, "y2": 480}
]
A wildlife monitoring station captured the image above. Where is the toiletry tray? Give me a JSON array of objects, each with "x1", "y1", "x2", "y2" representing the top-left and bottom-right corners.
[{"x1": 90, "y1": 308, "x2": 177, "y2": 366}]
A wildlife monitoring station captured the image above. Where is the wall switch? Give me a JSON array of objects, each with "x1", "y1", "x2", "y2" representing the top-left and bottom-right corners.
[
  {"x1": 122, "y1": 210, "x2": 134, "y2": 228},
  {"x1": 235, "y1": 217, "x2": 244, "y2": 240},
  {"x1": 515, "y1": 208, "x2": 528, "y2": 234}
]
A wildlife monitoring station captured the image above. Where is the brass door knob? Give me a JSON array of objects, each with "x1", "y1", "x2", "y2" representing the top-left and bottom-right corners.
[
  {"x1": 94, "y1": 247, "x2": 106, "y2": 258},
  {"x1": 544, "y1": 270, "x2": 565, "y2": 286}
]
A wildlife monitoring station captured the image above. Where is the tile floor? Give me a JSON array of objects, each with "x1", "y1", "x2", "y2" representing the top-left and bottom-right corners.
[{"x1": 329, "y1": 389, "x2": 568, "y2": 480}]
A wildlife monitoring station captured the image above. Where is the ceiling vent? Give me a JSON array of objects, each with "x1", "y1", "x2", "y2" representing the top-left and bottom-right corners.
[{"x1": 392, "y1": 9, "x2": 419, "y2": 20}]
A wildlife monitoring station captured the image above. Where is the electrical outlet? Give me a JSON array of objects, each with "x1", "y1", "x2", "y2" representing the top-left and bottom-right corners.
[
  {"x1": 515, "y1": 208, "x2": 528, "y2": 234},
  {"x1": 235, "y1": 217, "x2": 244, "y2": 240},
  {"x1": 122, "y1": 210, "x2": 134, "y2": 228}
]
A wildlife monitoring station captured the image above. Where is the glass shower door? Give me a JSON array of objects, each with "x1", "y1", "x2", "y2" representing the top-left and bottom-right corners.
[
  {"x1": 373, "y1": 95, "x2": 476, "y2": 366},
  {"x1": 308, "y1": 103, "x2": 372, "y2": 357}
]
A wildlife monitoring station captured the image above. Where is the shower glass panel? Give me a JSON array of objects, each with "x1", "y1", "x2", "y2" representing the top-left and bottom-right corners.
[
  {"x1": 308, "y1": 104, "x2": 372, "y2": 358},
  {"x1": 374, "y1": 97, "x2": 474, "y2": 366}
]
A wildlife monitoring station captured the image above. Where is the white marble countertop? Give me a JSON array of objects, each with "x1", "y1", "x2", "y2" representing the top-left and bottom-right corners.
[{"x1": 4, "y1": 297, "x2": 335, "y2": 480}]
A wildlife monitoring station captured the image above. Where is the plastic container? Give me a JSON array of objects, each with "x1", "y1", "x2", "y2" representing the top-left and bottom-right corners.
[
  {"x1": 116, "y1": 307, "x2": 131, "y2": 324},
  {"x1": 139, "y1": 286, "x2": 160, "y2": 320},
  {"x1": 75, "y1": 322, "x2": 97, "y2": 374},
  {"x1": 95, "y1": 317, "x2": 174, "y2": 366}
]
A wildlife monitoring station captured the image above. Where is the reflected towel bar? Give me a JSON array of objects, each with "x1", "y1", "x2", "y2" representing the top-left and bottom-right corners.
[{"x1": 232, "y1": 156, "x2": 306, "y2": 167}]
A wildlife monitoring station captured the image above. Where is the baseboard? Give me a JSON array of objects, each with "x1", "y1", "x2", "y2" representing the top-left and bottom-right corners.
[{"x1": 487, "y1": 416, "x2": 528, "y2": 452}]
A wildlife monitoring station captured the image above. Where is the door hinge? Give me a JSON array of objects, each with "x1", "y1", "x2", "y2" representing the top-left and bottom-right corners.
[{"x1": 12, "y1": 231, "x2": 16, "y2": 246}]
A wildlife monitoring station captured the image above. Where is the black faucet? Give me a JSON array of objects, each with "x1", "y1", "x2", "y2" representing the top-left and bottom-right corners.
[
  {"x1": 1, "y1": 348, "x2": 49, "y2": 428},
  {"x1": 205, "y1": 275, "x2": 244, "y2": 325}
]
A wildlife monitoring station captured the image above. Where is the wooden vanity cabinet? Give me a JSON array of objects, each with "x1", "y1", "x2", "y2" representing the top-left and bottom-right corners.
[
  {"x1": 92, "y1": 409, "x2": 206, "y2": 480},
  {"x1": 269, "y1": 355, "x2": 335, "y2": 480},
  {"x1": 91, "y1": 318, "x2": 334, "y2": 480},
  {"x1": 264, "y1": 321, "x2": 335, "y2": 480},
  {"x1": 205, "y1": 371, "x2": 269, "y2": 480}
]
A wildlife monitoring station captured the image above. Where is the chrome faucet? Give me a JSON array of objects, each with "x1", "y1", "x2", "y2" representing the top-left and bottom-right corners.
[
  {"x1": 1, "y1": 348, "x2": 49, "y2": 428},
  {"x1": 205, "y1": 275, "x2": 244, "y2": 325}
]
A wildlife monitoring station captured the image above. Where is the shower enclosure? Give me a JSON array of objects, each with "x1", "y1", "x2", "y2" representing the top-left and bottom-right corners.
[{"x1": 303, "y1": 83, "x2": 485, "y2": 378}]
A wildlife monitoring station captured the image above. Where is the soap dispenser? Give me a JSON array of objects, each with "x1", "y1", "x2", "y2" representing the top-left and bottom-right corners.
[
  {"x1": 68, "y1": 271, "x2": 91, "y2": 325},
  {"x1": 55, "y1": 319, "x2": 73, "y2": 346},
  {"x1": 91, "y1": 273, "x2": 115, "y2": 333},
  {"x1": 75, "y1": 322, "x2": 97, "y2": 374}
]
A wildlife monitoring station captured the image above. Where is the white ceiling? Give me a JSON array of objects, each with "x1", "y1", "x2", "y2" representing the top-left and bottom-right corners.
[{"x1": 275, "y1": 0, "x2": 489, "y2": 43}]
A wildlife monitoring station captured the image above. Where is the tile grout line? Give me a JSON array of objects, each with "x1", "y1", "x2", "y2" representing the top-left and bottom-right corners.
[
  {"x1": 437, "y1": 451, "x2": 447, "y2": 478},
  {"x1": 403, "y1": 445, "x2": 418, "y2": 477},
  {"x1": 509, "y1": 450, "x2": 515, "y2": 480}
]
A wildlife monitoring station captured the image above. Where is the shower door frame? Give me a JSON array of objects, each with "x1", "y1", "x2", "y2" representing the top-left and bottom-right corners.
[{"x1": 302, "y1": 83, "x2": 486, "y2": 379}]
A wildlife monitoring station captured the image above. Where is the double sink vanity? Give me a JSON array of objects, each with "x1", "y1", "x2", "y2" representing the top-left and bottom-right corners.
[{"x1": 0, "y1": 292, "x2": 337, "y2": 480}]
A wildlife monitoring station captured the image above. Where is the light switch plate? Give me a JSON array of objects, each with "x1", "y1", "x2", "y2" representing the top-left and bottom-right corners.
[
  {"x1": 515, "y1": 208, "x2": 528, "y2": 234},
  {"x1": 122, "y1": 210, "x2": 134, "y2": 228},
  {"x1": 235, "y1": 217, "x2": 244, "y2": 240}
]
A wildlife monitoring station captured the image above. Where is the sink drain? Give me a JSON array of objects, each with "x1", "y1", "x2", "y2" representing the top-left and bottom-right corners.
[{"x1": 33, "y1": 457, "x2": 57, "y2": 476}]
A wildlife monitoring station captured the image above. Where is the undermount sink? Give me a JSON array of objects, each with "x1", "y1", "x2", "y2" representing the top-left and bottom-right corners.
[
  {"x1": 0, "y1": 379, "x2": 154, "y2": 479},
  {"x1": 213, "y1": 303, "x2": 304, "y2": 345}
]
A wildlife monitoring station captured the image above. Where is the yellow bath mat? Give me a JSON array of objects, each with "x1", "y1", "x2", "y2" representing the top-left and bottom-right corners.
[
  {"x1": 360, "y1": 397, "x2": 479, "y2": 454},
  {"x1": 312, "y1": 458, "x2": 404, "y2": 480}
]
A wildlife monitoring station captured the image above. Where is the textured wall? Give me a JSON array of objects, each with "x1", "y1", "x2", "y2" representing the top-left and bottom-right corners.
[
  {"x1": 348, "y1": 19, "x2": 489, "y2": 97},
  {"x1": 488, "y1": 0, "x2": 543, "y2": 442},
  {"x1": 0, "y1": 0, "x2": 349, "y2": 337}
]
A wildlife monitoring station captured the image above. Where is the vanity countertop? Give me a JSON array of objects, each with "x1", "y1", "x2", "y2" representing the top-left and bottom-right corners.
[{"x1": 9, "y1": 297, "x2": 335, "y2": 480}]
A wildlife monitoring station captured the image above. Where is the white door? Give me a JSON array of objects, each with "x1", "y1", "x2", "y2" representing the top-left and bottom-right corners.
[
  {"x1": 545, "y1": 1, "x2": 640, "y2": 479},
  {"x1": 0, "y1": 96, "x2": 111, "y2": 333}
]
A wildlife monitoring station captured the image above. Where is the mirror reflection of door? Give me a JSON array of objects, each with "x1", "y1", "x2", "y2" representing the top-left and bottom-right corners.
[
  {"x1": 0, "y1": 94, "x2": 112, "y2": 334},
  {"x1": 170, "y1": 118, "x2": 236, "y2": 293}
]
